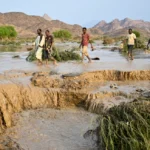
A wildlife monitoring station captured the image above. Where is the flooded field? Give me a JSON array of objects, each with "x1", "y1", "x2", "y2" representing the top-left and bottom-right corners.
[
  {"x1": 0, "y1": 45, "x2": 149, "y2": 74},
  {"x1": 0, "y1": 44, "x2": 149, "y2": 150}
]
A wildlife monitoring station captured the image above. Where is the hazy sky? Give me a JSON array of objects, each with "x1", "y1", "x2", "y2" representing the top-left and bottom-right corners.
[{"x1": 0, "y1": 0, "x2": 149, "y2": 27}]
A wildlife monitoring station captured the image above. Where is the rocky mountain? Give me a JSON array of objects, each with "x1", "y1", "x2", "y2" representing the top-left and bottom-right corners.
[
  {"x1": 0, "y1": 12, "x2": 149, "y2": 38},
  {"x1": 0, "y1": 12, "x2": 102, "y2": 38},
  {"x1": 94, "y1": 18, "x2": 150, "y2": 37},
  {"x1": 43, "y1": 14, "x2": 52, "y2": 21}
]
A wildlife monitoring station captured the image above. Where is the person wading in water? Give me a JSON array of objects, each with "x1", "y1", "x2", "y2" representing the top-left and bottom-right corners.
[
  {"x1": 79, "y1": 27, "x2": 94, "y2": 63},
  {"x1": 147, "y1": 39, "x2": 150, "y2": 50},
  {"x1": 126, "y1": 29, "x2": 137, "y2": 60},
  {"x1": 35, "y1": 29, "x2": 45, "y2": 65},
  {"x1": 43, "y1": 30, "x2": 58, "y2": 66}
]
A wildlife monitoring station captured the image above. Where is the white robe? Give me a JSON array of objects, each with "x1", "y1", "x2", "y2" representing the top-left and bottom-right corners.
[{"x1": 36, "y1": 35, "x2": 45, "y2": 60}]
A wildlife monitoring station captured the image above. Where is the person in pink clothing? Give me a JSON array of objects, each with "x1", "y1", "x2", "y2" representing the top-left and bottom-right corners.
[{"x1": 79, "y1": 27, "x2": 94, "y2": 63}]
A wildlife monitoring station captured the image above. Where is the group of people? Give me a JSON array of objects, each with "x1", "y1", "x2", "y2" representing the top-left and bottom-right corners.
[
  {"x1": 34, "y1": 27, "x2": 94, "y2": 65},
  {"x1": 33, "y1": 27, "x2": 148, "y2": 65},
  {"x1": 35, "y1": 29, "x2": 57, "y2": 66}
]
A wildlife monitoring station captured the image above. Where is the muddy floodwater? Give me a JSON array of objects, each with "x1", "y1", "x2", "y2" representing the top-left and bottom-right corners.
[
  {"x1": 0, "y1": 44, "x2": 150, "y2": 150},
  {"x1": 0, "y1": 46, "x2": 150, "y2": 74},
  {"x1": 4, "y1": 108, "x2": 98, "y2": 150}
]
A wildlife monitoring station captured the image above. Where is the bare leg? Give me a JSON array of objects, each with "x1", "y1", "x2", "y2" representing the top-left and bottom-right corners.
[
  {"x1": 51, "y1": 57, "x2": 58, "y2": 66},
  {"x1": 45, "y1": 59, "x2": 49, "y2": 66},
  {"x1": 128, "y1": 52, "x2": 131, "y2": 59},
  {"x1": 131, "y1": 52, "x2": 134, "y2": 60},
  {"x1": 82, "y1": 54, "x2": 84, "y2": 62},
  {"x1": 86, "y1": 55, "x2": 91, "y2": 63},
  {"x1": 37, "y1": 59, "x2": 43, "y2": 66}
]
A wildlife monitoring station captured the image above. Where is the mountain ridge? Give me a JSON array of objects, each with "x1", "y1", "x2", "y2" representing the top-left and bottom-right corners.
[
  {"x1": 94, "y1": 18, "x2": 150, "y2": 37},
  {"x1": 0, "y1": 12, "x2": 149, "y2": 38}
]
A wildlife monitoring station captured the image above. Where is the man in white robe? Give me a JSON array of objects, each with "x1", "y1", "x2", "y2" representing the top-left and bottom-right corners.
[{"x1": 35, "y1": 29, "x2": 45, "y2": 65}]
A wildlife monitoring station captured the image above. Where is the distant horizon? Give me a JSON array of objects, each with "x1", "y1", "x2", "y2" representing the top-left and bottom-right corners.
[
  {"x1": 0, "y1": 0, "x2": 149, "y2": 28},
  {"x1": 1, "y1": 11, "x2": 150, "y2": 28}
]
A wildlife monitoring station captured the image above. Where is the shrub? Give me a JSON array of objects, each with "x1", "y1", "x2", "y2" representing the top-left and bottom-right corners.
[
  {"x1": 0, "y1": 26, "x2": 17, "y2": 39},
  {"x1": 136, "y1": 39, "x2": 145, "y2": 49},
  {"x1": 53, "y1": 30, "x2": 72, "y2": 40},
  {"x1": 26, "y1": 47, "x2": 81, "y2": 62},
  {"x1": 133, "y1": 30, "x2": 140, "y2": 38},
  {"x1": 103, "y1": 37, "x2": 114, "y2": 45},
  {"x1": 97, "y1": 98, "x2": 150, "y2": 150}
]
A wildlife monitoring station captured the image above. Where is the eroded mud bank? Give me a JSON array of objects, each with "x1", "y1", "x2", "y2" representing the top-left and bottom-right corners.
[
  {"x1": 0, "y1": 69, "x2": 149, "y2": 149},
  {"x1": 0, "y1": 70, "x2": 149, "y2": 133}
]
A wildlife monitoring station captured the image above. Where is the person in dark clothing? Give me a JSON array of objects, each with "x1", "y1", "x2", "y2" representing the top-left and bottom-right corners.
[
  {"x1": 43, "y1": 30, "x2": 57, "y2": 65},
  {"x1": 147, "y1": 39, "x2": 150, "y2": 50}
]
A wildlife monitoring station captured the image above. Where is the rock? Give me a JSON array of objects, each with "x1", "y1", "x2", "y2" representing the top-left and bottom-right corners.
[
  {"x1": 12, "y1": 55, "x2": 20, "y2": 58},
  {"x1": 136, "y1": 88, "x2": 144, "y2": 92},
  {"x1": 62, "y1": 73, "x2": 82, "y2": 78},
  {"x1": 110, "y1": 84, "x2": 118, "y2": 89},
  {"x1": 91, "y1": 57, "x2": 100, "y2": 60},
  {"x1": 141, "y1": 91, "x2": 150, "y2": 98},
  {"x1": 27, "y1": 47, "x2": 33, "y2": 51},
  {"x1": 0, "y1": 137, "x2": 24, "y2": 150}
]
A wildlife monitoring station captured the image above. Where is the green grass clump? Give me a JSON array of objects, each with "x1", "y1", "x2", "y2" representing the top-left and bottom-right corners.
[
  {"x1": 97, "y1": 99, "x2": 150, "y2": 150},
  {"x1": 26, "y1": 47, "x2": 81, "y2": 62}
]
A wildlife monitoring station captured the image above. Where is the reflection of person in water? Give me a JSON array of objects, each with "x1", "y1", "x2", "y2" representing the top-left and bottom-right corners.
[{"x1": 147, "y1": 39, "x2": 150, "y2": 50}]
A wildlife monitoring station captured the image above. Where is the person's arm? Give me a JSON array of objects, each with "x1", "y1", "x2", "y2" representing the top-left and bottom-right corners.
[
  {"x1": 88, "y1": 34, "x2": 94, "y2": 50},
  {"x1": 50, "y1": 36, "x2": 54, "y2": 51}
]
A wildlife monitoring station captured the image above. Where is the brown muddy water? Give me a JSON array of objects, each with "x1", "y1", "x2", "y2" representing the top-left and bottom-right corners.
[
  {"x1": 0, "y1": 45, "x2": 150, "y2": 150},
  {"x1": 0, "y1": 46, "x2": 150, "y2": 74},
  {"x1": 3, "y1": 108, "x2": 98, "y2": 150}
]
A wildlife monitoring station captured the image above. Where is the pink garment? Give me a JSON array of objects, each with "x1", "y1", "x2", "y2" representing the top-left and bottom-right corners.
[{"x1": 82, "y1": 33, "x2": 90, "y2": 46}]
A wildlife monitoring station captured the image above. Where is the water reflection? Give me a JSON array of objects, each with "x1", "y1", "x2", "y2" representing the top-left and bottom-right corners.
[{"x1": 0, "y1": 45, "x2": 22, "y2": 52}]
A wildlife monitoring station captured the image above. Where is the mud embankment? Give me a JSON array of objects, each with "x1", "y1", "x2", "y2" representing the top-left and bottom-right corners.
[
  {"x1": 63, "y1": 70, "x2": 150, "y2": 81},
  {"x1": 0, "y1": 69, "x2": 149, "y2": 136}
]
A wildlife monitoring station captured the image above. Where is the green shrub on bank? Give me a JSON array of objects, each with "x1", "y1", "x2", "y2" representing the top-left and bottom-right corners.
[
  {"x1": 97, "y1": 98, "x2": 150, "y2": 150},
  {"x1": 133, "y1": 30, "x2": 141, "y2": 38},
  {"x1": 136, "y1": 39, "x2": 145, "y2": 49},
  {"x1": 0, "y1": 26, "x2": 17, "y2": 40},
  {"x1": 103, "y1": 37, "x2": 114, "y2": 45},
  {"x1": 53, "y1": 30, "x2": 72, "y2": 40}
]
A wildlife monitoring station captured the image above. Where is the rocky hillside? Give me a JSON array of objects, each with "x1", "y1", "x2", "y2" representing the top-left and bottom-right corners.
[
  {"x1": 0, "y1": 12, "x2": 149, "y2": 38},
  {"x1": 43, "y1": 13, "x2": 52, "y2": 21},
  {"x1": 0, "y1": 12, "x2": 102, "y2": 38},
  {"x1": 94, "y1": 18, "x2": 150, "y2": 37}
]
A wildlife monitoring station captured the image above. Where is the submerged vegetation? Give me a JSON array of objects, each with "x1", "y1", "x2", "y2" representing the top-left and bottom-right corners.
[
  {"x1": 97, "y1": 97, "x2": 150, "y2": 150},
  {"x1": 26, "y1": 47, "x2": 81, "y2": 62}
]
